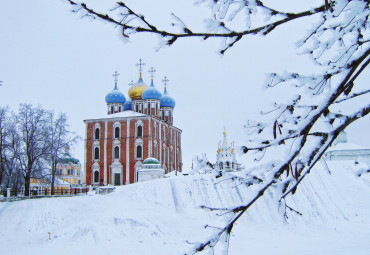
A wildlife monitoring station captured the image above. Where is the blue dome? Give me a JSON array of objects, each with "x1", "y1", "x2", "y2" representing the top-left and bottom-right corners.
[
  {"x1": 142, "y1": 80, "x2": 162, "y2": 100},
  {"x1": 105, "y1": 84, "x2": 126, "y2": 104},
  {"x1": 124, "y1": 98, "x2": 132, "y2": 110},
  {"x1": 160, "y1": 87, "x2": 176, "y2": 108}
]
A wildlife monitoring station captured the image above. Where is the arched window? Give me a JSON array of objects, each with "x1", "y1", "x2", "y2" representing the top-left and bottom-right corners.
[
  {"x1": 119, "y1": 106, "x2": 121, "y2": 112},
  {"x1": 136, "y1": 145, "x2": 142, "y2": 158},
  {"x1": 114, "y1": 146, "x2": 120, "y2": 159},
  {"x1": 137, "y1": 125, "x2": 143, "y2": 137},
  {"x1": 111, "y1": 106, "x2": 114, "y2": 114},
  {"x1": 154, "y1": 144, "x2": 158, "y2": 159},
  {"x1": 95, "y1": 128, "x2": 100, "y2": 139},
  {"x1": 94, "y1": 170, "x2": 99, "y2": 183},
  {"x1": 226, "y1": 161, "x2": 230, "y2": 167},
  {"x1": 170, "y1": 132, "x2": 173, "y2": 144},
  {"x1": 154, "y1": 125, "x2": 157, "y2": 138},
  {"x1": 115, "y1": 127, "x2": 120, "y2": 138},
  {"x1": 219, "y1": 162, "x2": 223, "y2": 170},
  {"x1": 163, "y1": 147, "x2": 166, "y2": 162},
  {"x1": 94, "y1": 147, "x2": 99, "y2": 160},
  {"x1": 163, "y1": 129, "x2": 166, "y2": 141}
]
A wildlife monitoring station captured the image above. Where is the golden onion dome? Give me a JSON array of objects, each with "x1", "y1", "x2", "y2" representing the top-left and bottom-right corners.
[{"x1": 128, "y1": 77, "x2": 148, "y2": 100}]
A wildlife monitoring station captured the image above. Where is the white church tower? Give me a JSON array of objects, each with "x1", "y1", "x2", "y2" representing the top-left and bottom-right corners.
[{"x1": 215, "y1": 129, "x2": 243, "y2": 171}]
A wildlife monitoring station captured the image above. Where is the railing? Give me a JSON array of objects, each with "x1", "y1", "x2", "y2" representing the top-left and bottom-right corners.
[{"x1": 0, "y1": 187, "x2": 89, "y2": 200}]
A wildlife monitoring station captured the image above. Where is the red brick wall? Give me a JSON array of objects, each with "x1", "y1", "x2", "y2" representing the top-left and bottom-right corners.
[{"x1": 85, "y1": 116, "x2": 182, "y2": 186}]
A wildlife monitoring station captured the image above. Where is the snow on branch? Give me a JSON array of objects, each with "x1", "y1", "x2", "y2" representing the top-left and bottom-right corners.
[{"x1": 65, "y1": 0, "x2": 328, "y2": 54}]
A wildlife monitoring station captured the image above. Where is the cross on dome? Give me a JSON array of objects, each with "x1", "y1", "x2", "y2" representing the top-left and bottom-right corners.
[
  {"x1": 129, "y1": 80, "x2": 134, "y2": 86},
  {"x1": 136, "y1": 59, "x2": 146, "y2": 78},
  {"x1": 162, "y1": 76, "x2": 169, "y2": 88},
  {"x1": 112, "y1": 71, "x2": 120, "y2": 84},
  {"x1": 148, "y1": 67, "x2": 156, "y2": 80}
]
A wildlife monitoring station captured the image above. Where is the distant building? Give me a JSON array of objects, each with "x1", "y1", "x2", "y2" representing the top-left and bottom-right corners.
[
  {"x1": 214, "y1": 130, "x2": 244, "y2": 172},
  {"x1": 56, "y1": 152, "x2": 84, "y2": 186},
  {"x1": 323, "y1": 131, "x2": 370, "y2": 161},
  {"x1": 84, "y1": 60, "x2": 182, "y2": 186}
]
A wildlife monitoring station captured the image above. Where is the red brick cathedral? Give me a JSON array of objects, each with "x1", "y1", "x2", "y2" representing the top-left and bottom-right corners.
[{"x1": 84, "y1": 60, "x2": 182, "y2": 186}]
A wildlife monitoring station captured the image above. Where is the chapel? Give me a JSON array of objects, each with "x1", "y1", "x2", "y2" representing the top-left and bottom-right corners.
[
  {"x1": 84, "y1": 60, "x2": 182, "y2": 186},
  {"x1": 215, "y1": 130, "x2": 244, "y2": 172}
]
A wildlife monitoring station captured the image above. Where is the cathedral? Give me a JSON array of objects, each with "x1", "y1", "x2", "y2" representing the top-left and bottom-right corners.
[{"x1": 84, "y1": 60, "x2": 182, "y2": 186}]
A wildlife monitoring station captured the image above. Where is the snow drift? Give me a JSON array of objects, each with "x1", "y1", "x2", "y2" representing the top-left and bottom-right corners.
[{"x1": 0, "y1": 160, "x2": 369, "y2": 255}]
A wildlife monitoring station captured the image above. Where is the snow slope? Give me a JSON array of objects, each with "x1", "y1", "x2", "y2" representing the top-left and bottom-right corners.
[{"x1": 0, "y1": 160, "x2": 369, "y2": 255}]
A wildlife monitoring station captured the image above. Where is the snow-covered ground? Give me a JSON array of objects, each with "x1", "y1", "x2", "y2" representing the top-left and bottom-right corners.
[{"x1": 1, "y1": 160, "x2": 369, "y2": 255}]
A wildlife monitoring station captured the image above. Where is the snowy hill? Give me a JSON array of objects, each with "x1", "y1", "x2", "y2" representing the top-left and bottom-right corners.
[{"x1": 1, "y1": 160, "x2": 369, "y2": 255}]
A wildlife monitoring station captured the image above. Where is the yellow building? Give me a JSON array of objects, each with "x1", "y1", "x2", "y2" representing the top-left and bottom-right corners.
[{"x1": 56, "y1": 154, "x2": 84, "y2": 186}]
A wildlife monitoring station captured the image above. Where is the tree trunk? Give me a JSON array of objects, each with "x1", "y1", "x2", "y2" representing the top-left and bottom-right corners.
[
  {"x1": 24, "y1": 168, "x2": 31, "y2": 196},
  {"x1": 51, "y1": 157, "x2": 56, "y2": 195}
]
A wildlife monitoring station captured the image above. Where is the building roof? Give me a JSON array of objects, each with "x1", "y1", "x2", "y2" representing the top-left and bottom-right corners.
[
  {"x1": 143, "y1": 158, "x2": 161, "y2": 165},
  {"x1": 84, "y1": 110, "x2": 148, "y2": 123}
]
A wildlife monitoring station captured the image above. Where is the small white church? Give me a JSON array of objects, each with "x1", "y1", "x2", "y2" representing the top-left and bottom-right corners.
[{"x1": 214, "y1": 130, "x2": 244, "y2": 172}]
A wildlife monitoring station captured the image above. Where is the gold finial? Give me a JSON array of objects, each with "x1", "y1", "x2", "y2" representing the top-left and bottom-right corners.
[
  {"x1": 148, "y1": 67, "x2": 156, "y2": 81},
  {"x1": 223, "y1": 126, "x2": 226, "y2": 135},
  {"x1": 217, "y1": 148, "x2": 221, "y2": 153},
  {"x1": 136, "y1": 59, "x2": 146, "y2": 78}
]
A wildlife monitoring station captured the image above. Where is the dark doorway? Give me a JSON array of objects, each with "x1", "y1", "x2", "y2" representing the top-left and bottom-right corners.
[{"x1": 114, "y1": 173, "x2": 120, "y2": 186}]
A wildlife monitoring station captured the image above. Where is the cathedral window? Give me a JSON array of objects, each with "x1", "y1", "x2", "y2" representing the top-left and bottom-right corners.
[
  {"x1": 94, "y1": 147, "x2": 100, "y2": 160},
  {"x1": 219, "y1": 162, "x2": 223, "y2": 170},
  {"x1": 136, "y1": 145, "x2": 142, "y2": 159},
  {"x1": 111, "y1": 106, "x2": 114, "y2": 114},
  {"x1": 137, "y1": 125, "x2": 143, "y2": 137},
  {"x1": 163, "y1": 147, "x2": 166, "y2": 163},
  {"x1": 163, "y1": 129, "x2": 166, "y2": 142},
  {"x1": 95, "y1": 128, "x2": 100, "y2": 140},
  {"x1": 94, "y1": 170, "x2": 99, "y2": 183},
  {"x1": 119, "y1": 106, "x2": 121, "y2": 112},
  {"x1": 162, "y1": 110, "x2": 165, "y2": 120},
  {"x1": 154, "y1": 144, "x2": 158, "y2": 159},
  {"x1": 154, "y1": 125, "x2": 157, "y2": 138},
  {"x1": 114, "y1": 127, "x2": 120, "y2": 138},
  {"x1": 170, "y1": 132, "x2": 173, "y2": 144},
  {"x1": 114, "y1": 146, "x2": 120, "y2": 159},
  {"x1": 226, "y1": 161, "x2": 230, "y2": 168}
]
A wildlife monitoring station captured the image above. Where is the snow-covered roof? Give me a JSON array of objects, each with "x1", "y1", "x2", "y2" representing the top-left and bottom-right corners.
[
  {"x1": 84, "y1": 110, "x2": 148, "y2": 122},
  {"x1": 327, "y1": 142, "x2": 367, "y2": 151}
]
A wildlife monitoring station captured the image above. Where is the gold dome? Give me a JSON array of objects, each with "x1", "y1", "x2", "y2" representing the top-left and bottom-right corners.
[{"x1": 128, "y1": 77, "x2": 148, "y2": 100}]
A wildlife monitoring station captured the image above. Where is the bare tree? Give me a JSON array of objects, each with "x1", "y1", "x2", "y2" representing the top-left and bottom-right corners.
[
  {"x1": 65, "y1": 0, "x2": 369, "y2": 253},
  {"x1": 13, "y1": 104, "x2": 50, "y2": 196},
  {"x1": 0, "y1": 106, "x2": 9, "y2": 191},
  {"x1": 47, "y1": 112, "x2": 80, "y2": 194}
]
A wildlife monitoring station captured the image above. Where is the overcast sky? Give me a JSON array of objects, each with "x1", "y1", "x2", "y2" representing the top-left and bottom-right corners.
[{"x1": 1, "y1": 0, "x2": 369, "y2": 170}]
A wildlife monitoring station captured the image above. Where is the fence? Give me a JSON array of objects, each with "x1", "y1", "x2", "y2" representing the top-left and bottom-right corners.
[{"x1": 1, "y1": 187, "x2": 89, "y2": 199}]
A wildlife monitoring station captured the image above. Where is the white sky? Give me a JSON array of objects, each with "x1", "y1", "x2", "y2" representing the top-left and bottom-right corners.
[{"x1": 1, "y1": 0, "x2": 369, "y2": 171}]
